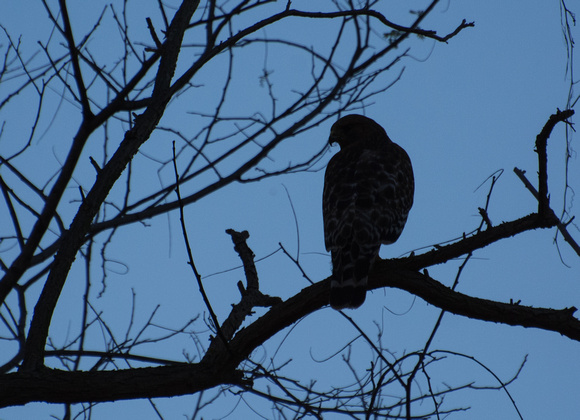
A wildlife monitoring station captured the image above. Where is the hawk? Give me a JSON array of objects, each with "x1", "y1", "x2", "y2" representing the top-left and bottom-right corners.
[{"x1": 323, "y1": 114, "x2": 414, "y2": 310}]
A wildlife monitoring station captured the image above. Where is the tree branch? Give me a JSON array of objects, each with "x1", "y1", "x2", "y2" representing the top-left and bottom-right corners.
[
  {"x1": 213, "y1": 253, "x2": 580, "y2": 372},
  {"x1": 204, "y1": 229, "x2": 282, "y2": 363},
  {"x1": 1, "y1": 214, "x2": 577, "y2": 406},
  {"x1": 378, "y1": 269, "x2": 579, "y2": 341},
  {"x1": 57, "y1": 0, "x2": 92, "y2": 117},
  {"x1": 172, "y1": 142, "x2": 228, "y2": 352},
  {"x1": 514, "y1": 167, "x2": 580, "y2": 256},
  {"x1": 535, "y1": 108, "x2": 574, "y2": 216},
  {"x1": 20, "y1": 0, "x2": 201, "y2": 372},
  {"x1": 0, "y1": 363, "x2": 244, "y2": 408}
]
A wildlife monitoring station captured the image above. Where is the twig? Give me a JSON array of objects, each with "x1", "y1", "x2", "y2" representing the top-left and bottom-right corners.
[
  {"x1": 171, "y1": 142, "x2": 229, "y2": 352},
  {"x1": 146, "y1": 17, "x2": 162, "y2": 50},
  {"x1": 339, "y1": 312, "x2": 405, "y2": 389},
  {"x1": 57, "y1": 0, "x2": 92, "y2": 117},
  {"x1": 404, "y1": 168, "x2": 503, "y2": 416},
  {"x1": 514, "y1": 167, "x2": 580, "y2": 256},
  {"x1": 279, "y1": 243, "x2": 314, "y2": 285}
]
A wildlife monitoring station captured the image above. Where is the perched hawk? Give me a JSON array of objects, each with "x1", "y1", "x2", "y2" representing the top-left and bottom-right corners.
[{"x1": 323, "y1": 114, "x2": 414, "y2": 309}]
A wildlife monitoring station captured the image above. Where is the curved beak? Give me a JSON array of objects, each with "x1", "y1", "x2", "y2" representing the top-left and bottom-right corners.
[{"x1": 328, "y1": 127, "x2": 339, "y2": 146}]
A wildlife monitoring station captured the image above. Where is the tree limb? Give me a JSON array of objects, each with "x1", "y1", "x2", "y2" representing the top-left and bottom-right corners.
[
  {"x1": 535, "y1": 109, "x2": 574, "y2": 216},
  {"x1": 0, "y1": 363, "x2": 245, "y2": 408},
  {"x1": 20, "y1": 0, "x2": 201, "y2": 372}
]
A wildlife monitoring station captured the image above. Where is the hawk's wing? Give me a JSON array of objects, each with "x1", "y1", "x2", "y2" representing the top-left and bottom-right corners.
[{"x1": 323, "y1": 145, "x2": 413, "y2": 252}]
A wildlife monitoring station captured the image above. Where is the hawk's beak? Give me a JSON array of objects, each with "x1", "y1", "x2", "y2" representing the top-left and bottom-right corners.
[{"x1": 328, "y1": 128, "x2": 339, "y2": 146}]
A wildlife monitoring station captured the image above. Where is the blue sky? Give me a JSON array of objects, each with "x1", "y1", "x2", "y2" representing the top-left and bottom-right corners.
[{"x1": 0, "y1": 1, "x2": 579, "y2": 419}]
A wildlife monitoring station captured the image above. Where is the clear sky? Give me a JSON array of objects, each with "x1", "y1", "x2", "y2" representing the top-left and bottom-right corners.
[{"x1": 0, "y1": 1, "x2": 579, "y2": 419}]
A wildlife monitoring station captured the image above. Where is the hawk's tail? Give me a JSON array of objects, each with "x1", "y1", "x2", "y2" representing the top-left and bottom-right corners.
[{"x1": 329, "y1": 244, "x2": 378, "y2": 310}]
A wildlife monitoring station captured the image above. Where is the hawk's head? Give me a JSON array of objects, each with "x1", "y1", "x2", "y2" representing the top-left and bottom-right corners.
[{"x1": 329, "y1": 114, "x2": 390, "y2": 149}]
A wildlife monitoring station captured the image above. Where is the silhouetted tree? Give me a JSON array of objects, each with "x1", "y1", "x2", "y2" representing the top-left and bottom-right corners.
[{"x1": 0, "y1": 1, "x2": 577, "y2": 419}]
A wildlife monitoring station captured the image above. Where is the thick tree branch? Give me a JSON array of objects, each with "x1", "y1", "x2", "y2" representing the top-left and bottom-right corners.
[
  {"x1": 20, "y1": 0, "x2": 200, "y2": 372},
  {"x1": 1, "y1": 213, "x2": 577, "y2": 406},
  {"x1": 394, "y1": 213, "x2": 557, "y2": 271},
  {"x1": 210, "y1": 258, "x2": 580, "y2": 373},
  {"x1": 375, "y1": 269, "x2": 579, "y2": 340},
  {"x1": 0, "y1": 363, "x2": 245, "y2": 408}
]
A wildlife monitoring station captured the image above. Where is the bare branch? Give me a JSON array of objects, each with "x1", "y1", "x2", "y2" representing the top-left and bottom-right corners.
[
  {"x1": 172, "y1": 141, "x2": 229, "y2": 352},
  {"x1": 514, "y1": 168, "x2": 580, "y2": 256},
  {"x1": 535, "y1": 109, "x2": 574, "y2": 216},
  {"x1": 20, "y1": 0, "x2": 201, "y2": 372}
]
